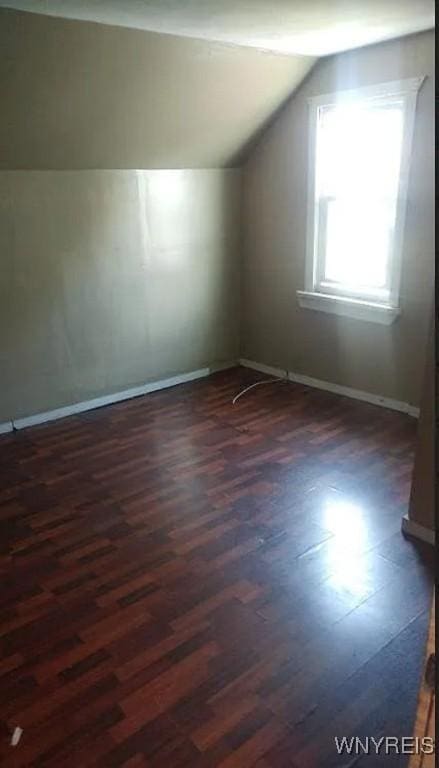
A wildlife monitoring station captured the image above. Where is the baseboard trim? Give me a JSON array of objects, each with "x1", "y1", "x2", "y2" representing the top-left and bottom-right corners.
[
  {"x1": 12, "y1": 367, "x2": 212, "y2": 431},
  {"x1": 287, "y1": 371, "x2": 419, "y2": 417},
  {"x1": 239, "y1": 358, "x2": 287, "y2": 380},
  {"x1": 401, "y1": 515, "x2": 435, "y2": 545},
  {"x1": 3, "y1": 358, "x2": 419, "y2": 433},
  {"x1": 239, "y1": 358, "x2": 419, "y2": 417}
]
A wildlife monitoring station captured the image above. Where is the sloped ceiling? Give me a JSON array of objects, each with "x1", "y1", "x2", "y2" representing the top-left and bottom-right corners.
[
  {"x1": 0, "y1": 2, "x2": 433, "y2": 169},
  {"x1": 0, "y1": 9, "x2": 316, "y2": 169},
  {"x1": 0, "y1": 0, "x2": 434, "y2": 56}
]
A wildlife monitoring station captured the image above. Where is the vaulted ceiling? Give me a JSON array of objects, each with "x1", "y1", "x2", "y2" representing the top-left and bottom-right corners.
[
  {"x1": 0, "y1": 8, "x2": 316, "y2": 169},
  {"x1": 0, "y1": 2, "x2": 434, "y2": 169}
]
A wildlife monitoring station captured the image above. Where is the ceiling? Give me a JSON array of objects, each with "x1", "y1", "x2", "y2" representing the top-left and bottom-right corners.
[{"x1": 0, "y1": 0, "x2": 434, "y2": 57}]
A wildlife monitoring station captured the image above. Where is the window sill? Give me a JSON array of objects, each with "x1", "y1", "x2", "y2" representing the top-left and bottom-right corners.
[{"x1": 296, "y1": 290, "x2": 400, "y2": 325}]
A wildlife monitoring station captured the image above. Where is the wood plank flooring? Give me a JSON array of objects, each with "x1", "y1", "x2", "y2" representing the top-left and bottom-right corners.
[{"x1": 0, "y1": 367, "x2": 434, "y2": 767}]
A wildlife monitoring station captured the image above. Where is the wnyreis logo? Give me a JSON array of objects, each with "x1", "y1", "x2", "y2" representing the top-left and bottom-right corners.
[{"x1": 334, "y1": 736, "x2": 435, "y2": 756}]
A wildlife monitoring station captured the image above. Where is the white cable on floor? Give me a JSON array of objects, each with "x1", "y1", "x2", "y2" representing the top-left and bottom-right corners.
[{"x1": 232, "y1": 376, "x2": 286, "y2": 405}]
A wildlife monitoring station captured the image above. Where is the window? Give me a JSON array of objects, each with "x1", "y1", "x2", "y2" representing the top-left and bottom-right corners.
[{"x1": 297, "y1": 77, "x2": 424, "y2": 324}]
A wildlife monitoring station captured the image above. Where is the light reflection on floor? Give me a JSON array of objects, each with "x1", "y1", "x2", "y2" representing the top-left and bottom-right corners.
[{"x1": 317, "y1": 492, "x2": 372, "y2": 599}]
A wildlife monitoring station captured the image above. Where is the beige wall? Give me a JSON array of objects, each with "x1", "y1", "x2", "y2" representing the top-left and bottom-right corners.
[
  {"x1": 0, "y1": 9, "x2": 314, "y2": 170},
  {"x1": 242, "y1": 31, "x2": 434, "y2": 406},
  {"x1": 0, "y1": 170, "x2": 240, "y2": 422},
  {"x1": 408, "y1": 316, "x2": 435, "y2": 530}
]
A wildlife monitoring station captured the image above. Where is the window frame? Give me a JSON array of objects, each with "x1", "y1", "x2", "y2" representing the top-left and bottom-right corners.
[{"x1": 298, "y1": 76, "x2": 425, "y2": 324}]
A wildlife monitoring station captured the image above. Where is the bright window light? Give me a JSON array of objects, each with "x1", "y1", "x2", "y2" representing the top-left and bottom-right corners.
[
  {"x1": 299, "y1": 77, "x2": 424, "y2": 322},
  {"x1": 317, "y1": 102, "x2": 403, "y2": 294}
]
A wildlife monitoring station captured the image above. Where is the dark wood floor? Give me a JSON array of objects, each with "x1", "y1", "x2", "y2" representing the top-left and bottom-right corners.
[{"x1": 0, "y1": 367, "x2": 434, "y2": 767}]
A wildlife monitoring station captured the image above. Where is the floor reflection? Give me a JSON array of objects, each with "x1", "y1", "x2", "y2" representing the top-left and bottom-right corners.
[{"x1": 319, "y1": 492, "x2": 373, "y2": 599}]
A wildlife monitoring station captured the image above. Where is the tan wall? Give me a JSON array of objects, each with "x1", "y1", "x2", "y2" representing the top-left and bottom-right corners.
[
  {"x1": 0, "y1": 9, "x2": 315, "y2": 170},
  {"x1": 0, "y1": 170, "x2": 240, "y2": 422},
  {"x1": 408, "y1": 317, "x2": 435, "y2": 530},
  {"x1": 242, "y1": 31, "x2": 434, "y2": 406}
]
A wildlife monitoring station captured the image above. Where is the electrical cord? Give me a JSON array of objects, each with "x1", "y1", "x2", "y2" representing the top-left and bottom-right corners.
[{"x1": 232, "y1": 372, "x2": 288, "y2": 405}]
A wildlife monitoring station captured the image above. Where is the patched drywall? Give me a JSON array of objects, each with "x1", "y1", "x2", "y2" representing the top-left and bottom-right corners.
[
  {"x1": 241, "y1": 31, "x2": 434, "y2": 407},
  {"x1": 0, "y1": 170, "x2": 240, "y2": 421}
]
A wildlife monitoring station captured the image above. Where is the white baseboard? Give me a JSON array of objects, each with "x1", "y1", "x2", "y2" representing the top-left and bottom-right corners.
[
  {"x1": 401, "y1": 514, "x2": 435, "y2": 545},
  {"x1": 239, "y1": 358, "x2": 288, "y2": 380},
  {"x1": 2, "y1": 358, "x2": 419, "y2": 434},
  {"x1": 12, "y1": 367, "x2": 211, "y2": 431},
  {"x1": 287, "y1": 371, "x2": 419, "y2": 417},
  {"x1": 239, "y1": 358, "x2": 419, "y2": 417}
]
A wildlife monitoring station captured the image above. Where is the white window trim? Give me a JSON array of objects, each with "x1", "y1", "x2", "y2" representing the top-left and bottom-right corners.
[{"x1": 298, "y1": 76, "x2": 425, "y2": 325}]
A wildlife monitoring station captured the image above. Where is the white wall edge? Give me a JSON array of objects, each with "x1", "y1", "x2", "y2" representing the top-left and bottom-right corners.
[
  {"x1": 239, "y1": 358, "x2": 419, "y2": 417},
  {"x1": 11, "y1": 367, "x2": 212, "y2": 431},
  {"x1": 401, "y1": 514, "x2": 435, "y2": 546},
  {"x1": 0, "y1": 421, "x2": 14, "y2": 435}
]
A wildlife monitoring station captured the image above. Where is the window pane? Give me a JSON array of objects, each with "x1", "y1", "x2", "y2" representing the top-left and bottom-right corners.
[
  {"x1": 317, "y1": 102, "x2": 404, "y2": 200},
  {"x1": 324, "y1": 198, "x2": 395, "y2": 288},
  {"x1": 316, "y1": 100, "x2": 404, "y2": 293}
]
